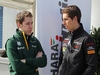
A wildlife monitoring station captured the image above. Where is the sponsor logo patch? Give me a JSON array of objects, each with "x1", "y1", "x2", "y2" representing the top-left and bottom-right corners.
[
  {"x1": 17, "y1": 47, "x2": 25, "y2": 50},
  {"x1": 87, "y1": 46, "x2": 95, "y2": 50},
  {"x1": 86, "y1": 43, "x2": 94, "y2": 46},
  {"x1": 62, "y1": 39, "x2": 69, "y2": 52},
  {"x1": 17, "y1": 41, "x2": 21, "y2": 46},
  {"x1": 87, "y1": 50, "x2": 95, "y2": 54}
]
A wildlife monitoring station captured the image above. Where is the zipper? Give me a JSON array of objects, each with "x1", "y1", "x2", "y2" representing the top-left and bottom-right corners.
[{"x1": 22, "y1": 32, "x2": 29, "y2": 50}]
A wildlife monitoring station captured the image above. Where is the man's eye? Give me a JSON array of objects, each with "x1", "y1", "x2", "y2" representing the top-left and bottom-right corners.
[
  {"x1": 26, "y1": 22, "x2": 30, "y2": 25},
  {"x1": 63, "y1": 19, "x2": 68, "y2": 20},
  {"x1": 31, "y1": 22, "x2": 33, "y2": 24},
  {"x1": 26, "y1": 22, "x2": 33, "y2": 25}
]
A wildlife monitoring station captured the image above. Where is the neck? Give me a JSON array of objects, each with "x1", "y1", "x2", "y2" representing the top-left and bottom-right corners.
[
  {"x1": 71, "y1": 23, "x2": 80, "y2": 32},
  {"x1": 18, "y1": 28, "x2": 23, "y2": 31},
  {"x1": 75, "y1": 23, "x2": 80, "y2": 30}
]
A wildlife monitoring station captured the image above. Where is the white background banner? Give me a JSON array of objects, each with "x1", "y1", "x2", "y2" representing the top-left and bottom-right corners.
[
  {"x1": 35, "y1": 0, "x2": 91, "y2": 75},
  {"x1": 35, "y1": 0, "x2": 62, "y2": 75}
]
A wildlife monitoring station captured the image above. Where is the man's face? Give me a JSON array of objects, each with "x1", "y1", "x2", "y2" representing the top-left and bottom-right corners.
[
  {"x1": 62, "y1": 13, "x2": 76, "y2": 32},
  {"x1": 18, "y1": 17, "x2": 33, "y2": 35}
]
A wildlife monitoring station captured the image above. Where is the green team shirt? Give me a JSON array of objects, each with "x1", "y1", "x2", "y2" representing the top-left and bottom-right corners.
[{"x1": 5, "y1": 29, "x2": 47, "y2": 75}]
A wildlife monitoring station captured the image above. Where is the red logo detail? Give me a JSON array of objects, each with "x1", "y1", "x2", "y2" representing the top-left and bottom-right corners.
[
  {"x1": 86, "y1": 43, "x2": 94, "y2": 46},
  {"x1": 55, "y1": 35, "x2": 62, "y2": 41},
  {"x1": 63, "y1": 39, "x2": 68, "y2": 43},
  {"x1": 74, "y1": 45, "x2": 79, "y2": 49}
]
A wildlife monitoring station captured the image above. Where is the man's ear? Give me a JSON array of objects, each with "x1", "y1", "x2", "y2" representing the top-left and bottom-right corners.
[
  {"x1": 17, "y1": 22, "x2": 21, "y2": 28},
  {"x1": 73, "y1": 16, "x2": 77, "y2": 21}
]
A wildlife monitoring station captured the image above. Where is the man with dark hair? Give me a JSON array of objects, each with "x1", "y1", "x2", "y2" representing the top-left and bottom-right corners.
[
  {"x1": 58, "y1": 5, "x2": 97, "y2": 75},
  {"x1": 5, "y1": 11, "x2": 47, "y2": 75}
]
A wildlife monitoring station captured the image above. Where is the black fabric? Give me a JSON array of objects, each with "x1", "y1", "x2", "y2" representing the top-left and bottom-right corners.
[{"x1": 58, "y1": 23, "x2": 97, "y2": 75}]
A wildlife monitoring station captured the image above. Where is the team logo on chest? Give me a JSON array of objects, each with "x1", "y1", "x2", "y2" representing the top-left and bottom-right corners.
[
  {"x1": 62, "y1": 39, "x2": 69, "y2": 52},
  {"x1": 17, "y1": 41, "x2": 25, "y2": 50},
  {"x1": 17, "y1": 41, "x2": 21, "y2": 46},
  {"x1": 73, "y1": 41, "x2": 82, "y2": 51}
]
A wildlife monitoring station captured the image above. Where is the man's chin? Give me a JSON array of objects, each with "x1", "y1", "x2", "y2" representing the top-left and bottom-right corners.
[
  {"x1": 65, "y1": 27, "x2": 67, "y2": 29},
  {"x1": 26, "y1": 33, "x2": 32, "y2": 36}
]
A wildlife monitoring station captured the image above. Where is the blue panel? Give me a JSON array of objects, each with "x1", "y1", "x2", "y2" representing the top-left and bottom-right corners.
[{"x1": 0, "y1": 6, "x2": 3, "y2": 48}]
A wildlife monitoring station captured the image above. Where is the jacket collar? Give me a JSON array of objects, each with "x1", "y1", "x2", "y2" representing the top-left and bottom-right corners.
[
  {"x1": 16, "y1": 28, "x2": 33, "y2": 39},
  {"x1": 72, "y1": 23, "x2": 84, "y2": 38}
]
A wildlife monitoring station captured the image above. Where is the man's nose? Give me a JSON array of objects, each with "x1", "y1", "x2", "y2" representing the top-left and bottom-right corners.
[
  {"x1": 62, "y1": 20, "x2": 65, "y2": 25},
  {"x1": 30, "y1": 24, "x2": 33, "y2": 28}
]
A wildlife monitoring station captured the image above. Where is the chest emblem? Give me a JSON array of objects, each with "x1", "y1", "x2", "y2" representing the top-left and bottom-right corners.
[
  {"x1": 62, "y1": 39, "x2": 69, "y2": 52},
  {"x1": 17, "y1": 41, "x2": 21, "y2": 46},
  {"x1": 32, "y1": 45, "x2": 37, "y2": 48},
  {"x1": 73, "y1": 41, "x2": 82, "y2": 51}
]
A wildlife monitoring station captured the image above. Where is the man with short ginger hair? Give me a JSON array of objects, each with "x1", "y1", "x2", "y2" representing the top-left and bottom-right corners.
[{"x1": 5, "y1": 11, "x2": 47, "y2": 75}]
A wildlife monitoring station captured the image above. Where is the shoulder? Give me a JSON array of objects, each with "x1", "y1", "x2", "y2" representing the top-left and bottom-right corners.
[
  {"x1": 79, "y1": 30, "x2": 91, "y2": 39},
  {"x1": 81, "y1": 31, "x2": 95, "y2": 45},
  {"x1": 31, "y1": 35, "x2": 38, "y2": 41},
  {"x1": 31, "y1": 35, "x2": 41, "y2": 44},
  {"x1": 7, "y1": 37, "x2": 15, "y2": 43},
  {"x1": 6, "y1": 35, "x2": 17, "y2": 47}
]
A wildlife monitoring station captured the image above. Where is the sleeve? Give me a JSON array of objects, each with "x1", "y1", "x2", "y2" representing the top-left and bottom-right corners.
[
  {"x1": 83, "y1": 36, "x2": 97, "y2": 75},
  {"x1": 58, "y1": 48, "x2": 63, "y2": 68},
  {"x1": 57, "y1": 55, "x2": 67, "y2": 75},
  {"x1": 6, "y1": 39, "x2": 36, "y2": 73},
  {"x1": 25, "y1": 38, "x2": 47, "y2": 68}
]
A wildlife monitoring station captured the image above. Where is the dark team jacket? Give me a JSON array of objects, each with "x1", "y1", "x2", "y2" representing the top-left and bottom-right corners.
[
  {"x1": 5, "y1": 29, "x2": 47, "y2": 75},
  {"x1": 58, "y1": 23, "x2": 97, "y2": 75}
]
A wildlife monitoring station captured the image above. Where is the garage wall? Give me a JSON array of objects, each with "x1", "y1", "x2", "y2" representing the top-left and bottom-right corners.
[{"x1": 91, "y1": 0, "x2": 100, "y2": 29}]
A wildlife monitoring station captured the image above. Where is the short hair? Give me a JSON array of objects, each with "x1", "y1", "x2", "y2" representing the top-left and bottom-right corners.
[
  {"x1": 62, "y1": 5, "x2": 81, "y2": 23},
  {"x1": 16, "y1": 11, "x2": 33, "y2": 24}
]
